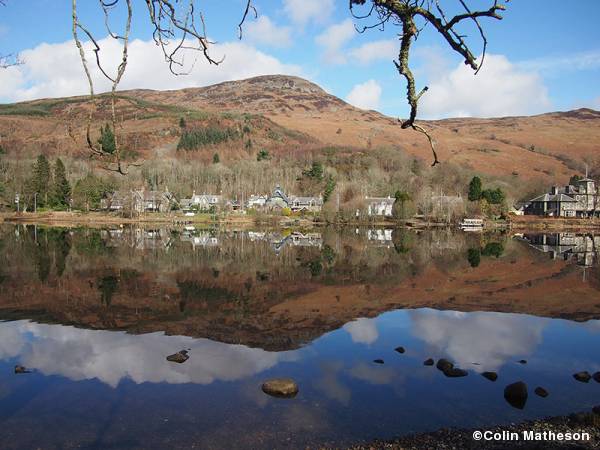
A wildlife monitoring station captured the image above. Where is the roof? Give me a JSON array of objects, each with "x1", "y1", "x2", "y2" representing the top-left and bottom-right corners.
[
  {"x1": 366, "y1": 196, "x2": 395, "y2": 204},
  {"x1": 529, "y1": 193, "x2": 577, "y2": 203}
]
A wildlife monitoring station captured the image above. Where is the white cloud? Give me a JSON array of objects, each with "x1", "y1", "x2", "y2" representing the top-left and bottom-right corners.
[
  {"x1": 346, "y1": 79, "x2": 382, "y2": 110},
  {"x1": 349, "y1": 39, "x2": 397, "y2": 66},
  {"x1": 0, "y1": 37, "x2": 302, "y2": 103},
  {"x1": 420, "y1": 53, "x2": 551, "y2": 118},
  {"x1": 283, "y1": 0, "x2": 335, "y2": 26},
  {"x1": 520, "y1": 49, "x2": 600, "y2": 75},
  {"x1": 343, "y1": 317, "x2": 379, "y2": 345},
  {"x1": 409, "y1": 309, "x2": 546, "y2": 372},
  {"x1": 315, "y1": 19, "x2": 356, "y2": 64},
  {"x1": 1, "y1": 320, "x2": 297, "y2": 388},
  {"x1": 245, "y1": 16, "x2": 292, "y2": 48}
]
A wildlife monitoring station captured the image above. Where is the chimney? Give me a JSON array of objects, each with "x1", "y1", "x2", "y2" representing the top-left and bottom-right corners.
[{"x1": 551, "y1": 186, "x2": 558, "y2": 195}]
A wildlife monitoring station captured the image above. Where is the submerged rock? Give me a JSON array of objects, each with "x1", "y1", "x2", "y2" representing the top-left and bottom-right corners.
[
  {"x1": 166, "y1": 350, "x2": 189, "y2": 364},
  {"x1": 592, "y1": 372, "x2": 600, "y2": 383},
  {"x1": 443, "y1": 367, "x2": 468, "y2": 378},
  {"x1": 482, "y1": 371, "x2": 498, "y2": 382},
  {"x1": 423, "y1": 358, "x2": 434, "y2": 366},
  {"x1": 373, "y1": 359, "x2": 385, "y2": 364},
  {"x1": 436, "y1": 358, "x2": 453, "y2": 372},
  {"x1": 518, "y1": 360, "x2": 527, "y2": 364},
  {"x1": 504, "y1": 381, "x2": 528, "y2": 410},
  {"x1": 395, "y1": 346, "x2": 406, "y2": 354},
  {"x1": 14, "y1": 365, "x2": 30, "y2": 374},
  {"x1": 534, "y1": 387, "x2": 549, "y2": 398},
  {"x1": 262, "y1": 378, "x2": 298, "y2": 398},
  {"x1": 573, "y1": 371, "x2": 591, "y2": 383}
]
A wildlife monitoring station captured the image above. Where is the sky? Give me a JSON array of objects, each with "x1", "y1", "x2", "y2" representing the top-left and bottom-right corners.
[{"x1": 0, "y1": 0, "x2": 599, "y2": 119}]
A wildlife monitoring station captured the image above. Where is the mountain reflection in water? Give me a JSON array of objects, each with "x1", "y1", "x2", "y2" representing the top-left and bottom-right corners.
[{"x1": 0, "y1": 225, "x2": 599, "y2": 449}]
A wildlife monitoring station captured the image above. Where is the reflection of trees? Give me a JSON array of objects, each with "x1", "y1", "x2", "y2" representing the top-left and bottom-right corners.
[{"x1": 98, "y1": 275, "x2": 118, "y2": 307}]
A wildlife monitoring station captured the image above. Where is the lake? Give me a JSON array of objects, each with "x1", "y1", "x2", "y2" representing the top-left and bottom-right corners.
[{"x1": 0, "y1": 225, "x2": 599, "y2": 449}]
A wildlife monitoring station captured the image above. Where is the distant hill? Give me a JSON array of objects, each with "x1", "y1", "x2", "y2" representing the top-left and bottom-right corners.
[{"x1": 1, "y1": 74, "x2": 599, "y2": 184}]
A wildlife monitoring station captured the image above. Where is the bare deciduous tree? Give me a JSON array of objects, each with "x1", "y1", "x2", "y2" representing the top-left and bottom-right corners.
[
  {"x1": 0, "y1": 0, "x2": 21, "y2": 68},
  {"x1": 68, "y1": 0, "x2": 507, "y2": 173}
]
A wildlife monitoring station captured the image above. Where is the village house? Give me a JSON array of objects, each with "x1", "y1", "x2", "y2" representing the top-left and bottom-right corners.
[
  {"x1": 265, "y1": 185, "x2": 323, "y2": 212},
  {"x1": 246, "y1": 194, "x2": 268, "y2": 209},
  {"x1": 524, "y1": 176, "x2": 599, "y2": 217},
  {"x1": 365, "y1": 196, "x2": 395, "y2": 216},
  {"x1": 101, "y1": 188, "x2": 175, "y2": 213},
  {"x1": 179, "y1": 192, "x2": 223, "y2": 212}
]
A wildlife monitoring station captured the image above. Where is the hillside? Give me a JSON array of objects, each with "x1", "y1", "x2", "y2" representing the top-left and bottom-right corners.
[
  {"x1": 129, "y1": 75, "x2": 600, "y2": 181},
  {"x1": 0, "y1": 75, "x2": 599, "y2": 198}
]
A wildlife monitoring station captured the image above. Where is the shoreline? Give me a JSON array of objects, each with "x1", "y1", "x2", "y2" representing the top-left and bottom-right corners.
[
  {"x1": 344, "y1": 411, "x2": 600, "y2": 450},
  {"x1": 2, "y1": 211, "x2": 600, "y2": 232}
]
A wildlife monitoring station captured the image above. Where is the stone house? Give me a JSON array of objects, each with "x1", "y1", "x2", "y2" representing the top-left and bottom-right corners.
[
  {"x1": 101, "y1": 189, "x2": 174, "y2": 213},
  {"x1": 525, "y1": 177, "x2": 599, "y2": 217},
  {"x1": 265, "y1": 185, "x2": 323, "y2": 212},
  {"x1": 180, "y1": 192, "x2": 223, "y2": 212}
]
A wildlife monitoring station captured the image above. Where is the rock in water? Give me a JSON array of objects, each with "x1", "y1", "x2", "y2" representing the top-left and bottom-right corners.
[
  {"x1": 482, "y1": 371, "x2": 498, "y2": 382},
  {"x1": 593, "y1": 405, "x2": 600, "y2": 415},
  {"x1": 166, "y1": 350, "x2": 189, "y2": 364},
  {"x1": 443, "y1": 367, "x2": 468, "y2": 378},
  {"x1": 14, "y1": 365, "x2": 30, "y2": 374},
  {"x1": 573, "y1": 371, "x2": 591, "y2": 383},
  {"x1": 518, "y1": 360, "x2": 527, "y2": 364},
  {"x1": 592, "y1": 372, "x2": 600, "y2": 383},
  {"x1": 436, "y1": 358, "x2": 453, "y2": 372},
  {"x1": 373, "y1": 359, "x2": 385, "y2": 364},
  {"x1": 534, "y1": 387, "x2": 549, "y2": 398},
  {"x1": 395, "y1": 346, "x2": 406, "y2": 354},
  {"x1": 262, "y1": 378, "x2": 298, "y2": 398},
  {"x1": 504, "y1": 381, "x2": 528, "y2": 410},
  {"x1": 423, "y1": 358, "x2": 434, "y2": 366}
]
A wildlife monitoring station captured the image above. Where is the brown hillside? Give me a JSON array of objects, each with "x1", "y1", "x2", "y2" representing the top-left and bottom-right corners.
[{"x1": 1, "y1": 75, "x2": 599, "y2": 183}]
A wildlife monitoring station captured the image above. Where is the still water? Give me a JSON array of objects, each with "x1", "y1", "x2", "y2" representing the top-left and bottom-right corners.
[{"x1": 0, "y1": 225, "x2": 599, "y2": 449}]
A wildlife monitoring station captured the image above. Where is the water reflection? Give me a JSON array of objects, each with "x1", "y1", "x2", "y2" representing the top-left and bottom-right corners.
[
  {"x1": 1, "y1": 308, "x2": 599, "y2": 448},
  {"x1": 409, "y1": 310, "x2": 545, "y2": 372}
]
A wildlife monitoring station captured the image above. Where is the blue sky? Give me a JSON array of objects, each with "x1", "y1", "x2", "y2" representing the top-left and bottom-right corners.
[{"x1": 1, "y1": 0, "x2": 599, "y2": 118}]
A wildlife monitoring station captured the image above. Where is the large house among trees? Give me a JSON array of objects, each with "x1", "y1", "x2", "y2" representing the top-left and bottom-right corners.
[
  {"x1": 265, "y1": 185, "x2": 323, "y2": 212},
  {"x1": 525, "y1": 176, "x2": 599, "y2": 217}
]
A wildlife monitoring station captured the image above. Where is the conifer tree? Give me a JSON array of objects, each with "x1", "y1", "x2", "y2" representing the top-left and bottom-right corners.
[
  {"x1": 51, "y1": 158, "x2": 71, "y2": 209},
  {"x1": 29, "y1": 154, "x2": 51, "y2": 207}
]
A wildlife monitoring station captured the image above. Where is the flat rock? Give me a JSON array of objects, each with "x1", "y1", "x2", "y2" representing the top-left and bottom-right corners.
[
  {"x1": 14, "y1": 365, "x2": 30, "y2": 374},
  {"x1": 482, "y1": 371, "x2": 498, "y2": 382},
  {"x1": 423, "y1": 358, "x2": 434, "y2": 366},
  {"x1": 504, "y1": 381, "x2": 528, "y2": 410},
  {"x1": 443, "y1": 367, "x2": 468, "y2": 378},
  {"x1": 166, "y1": 350, "x2": 189, "y2": 364},
  {"x1": 573, "y1": 371, "x2": 591, "y2": 383},
  {"x1": 436, "y1": 358, "x2": 453, "y2": 372},
  {"x1": 395, "y1": 346, "x2": 406, "y2": 354},
  {"x1": 262, "y1": 378, "x2": 298, "y2": 398},
  {"x1": 534, "y1": 387, "x2": 549, "y2": 398}
]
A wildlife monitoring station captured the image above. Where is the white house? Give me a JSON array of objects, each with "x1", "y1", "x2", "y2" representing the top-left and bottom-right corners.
[{"x1": 365, "y1": 196, "x2": 394, "y2": 216}]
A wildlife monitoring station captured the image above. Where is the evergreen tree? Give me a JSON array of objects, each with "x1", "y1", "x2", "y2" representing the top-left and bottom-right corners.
[
  {"x1": 468, "y1": 176, "x2": 482, "y2": 201},
  {"x1": 179, "y1": 117, "x2": 187, "y2": 129},
  {"x1": 98, "y1": 124, "x2": 116, "y2": 154},
  {"x1": 50, "y1": 158, "x2": 71, "y2": 209},
  {"x1": 213, "y1": 153, "x2": 220, "y2": 164},
  {"x1": 29, "y1": 154, "x2": 51, "y2": 207}
]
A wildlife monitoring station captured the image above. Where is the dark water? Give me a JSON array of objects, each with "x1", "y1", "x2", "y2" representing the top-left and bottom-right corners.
[{"x1": 0, "y1": 225, "x2": 599, "y2": 449}]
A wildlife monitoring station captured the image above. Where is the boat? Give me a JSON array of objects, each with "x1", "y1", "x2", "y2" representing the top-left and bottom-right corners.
[{"x1": 459, "y1": 218, "x2": 484, "y2": 231}]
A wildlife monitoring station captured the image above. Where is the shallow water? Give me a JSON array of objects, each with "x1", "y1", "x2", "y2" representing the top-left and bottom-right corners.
[{"x1": 0, "y1": 225, "x2": 599, "y2": 449}]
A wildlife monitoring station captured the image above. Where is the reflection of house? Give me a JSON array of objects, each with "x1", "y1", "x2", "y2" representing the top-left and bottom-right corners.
[
  {"x1": 521, "y1": 233, "x2": 599, "y2": 267},
  {"x1": 180, "y1": 192, "x2": 222, "y2": 212},
  {"x1": 365, "y1": 196, "x2": 394, "y2": 216},
  {"x1": 265, "y1": 185, "x2": 323, "y2": 212},
  {"x1": 180, "y1": 230, "x2": 219, "y2": 248},
  {"x1": 525, "y1": 177, "x2": 599, "y2": 217},
  {"x1": 367, "y1": 229, "x2": 393, "y2": 246}
]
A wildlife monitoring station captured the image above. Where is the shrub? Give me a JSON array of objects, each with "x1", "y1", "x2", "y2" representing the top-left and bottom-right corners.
[{"x1": 177, "y1": 126, "x2": 239, "y2": 151}]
